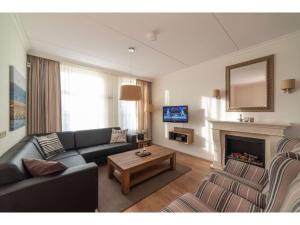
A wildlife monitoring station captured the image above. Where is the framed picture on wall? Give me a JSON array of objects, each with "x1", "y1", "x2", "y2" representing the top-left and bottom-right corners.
[{"x1": 9, "y1": 65, "x2": 26, "y2": 131}]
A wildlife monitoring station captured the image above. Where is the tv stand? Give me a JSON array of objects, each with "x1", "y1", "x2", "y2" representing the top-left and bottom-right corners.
[{"x1": 168, "y1": 127, "x2": 194, "y2": 144}]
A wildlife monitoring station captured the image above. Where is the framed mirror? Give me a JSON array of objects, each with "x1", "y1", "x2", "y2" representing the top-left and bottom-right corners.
[{"x1": 226, "y1": 55, "x2": 274, "y2": 112}]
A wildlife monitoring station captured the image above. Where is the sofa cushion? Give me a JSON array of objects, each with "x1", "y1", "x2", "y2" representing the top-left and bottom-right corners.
[
  {"x1": 75, "y1": 127, "x2": 120, "y2": 148},
  {"x1": 0, "y1": 141, "x2": 43, "y2": 185},
  {"x1": 23, "y1": 159, "x2": 67, "y2": 177},
  {"x1": 110, "y1": 129, "x2": 127, "y2": 143},
  {"x1": 47, "y1": 150, "x2": 79, "y2": 161},
  {"x1": 196, "y1": 180, "x2": 263, "y2": 212},
  {"x1": 53, "y1": 155, "x2": 86, "y2": 167},
  {"x1": 35, "y1": 133, "x2": 65, "y2": 159},
  {"x1": 56, "y1": 132, "x2": 75, "y2": 151},
  {"x1": 162, "y1": 193, "x2": 216, "y2": 212},
  {"x1": 207, "y1": 172, "x2": 267, "y2": 209},
  {"x1": 78, "y1": 143, "x2": 133, "y2": 162}
]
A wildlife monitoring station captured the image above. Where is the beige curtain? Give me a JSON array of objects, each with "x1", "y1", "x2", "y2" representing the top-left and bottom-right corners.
[
  {"x1": 27, "y1": 55, "x2": 62, "y2": 134},
  {"x1": 137, "y1": 79, "x2": 152, "y2": 139}
]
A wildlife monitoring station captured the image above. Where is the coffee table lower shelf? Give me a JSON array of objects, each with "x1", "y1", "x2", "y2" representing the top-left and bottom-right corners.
[{"x1": 113, "y1": 162, "x2": 172, "y2": 187}]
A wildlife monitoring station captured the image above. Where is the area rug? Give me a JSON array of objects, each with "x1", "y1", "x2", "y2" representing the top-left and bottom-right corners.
[{"x1": 98, "y1": 163, "x2": 191, "y2": 212}]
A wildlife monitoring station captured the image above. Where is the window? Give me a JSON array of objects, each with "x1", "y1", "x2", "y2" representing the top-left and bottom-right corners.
[{"x1": 60, "y1": 63, "x2": 137, "y2": 131}]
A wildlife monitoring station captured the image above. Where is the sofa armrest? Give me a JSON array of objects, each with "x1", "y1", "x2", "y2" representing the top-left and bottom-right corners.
[
  {"x1": 0, "y1": 163, "x2": 98, "y2": 212},
  {"x1": 127, "y1": 134, "x2": 137, "y2": 145}
]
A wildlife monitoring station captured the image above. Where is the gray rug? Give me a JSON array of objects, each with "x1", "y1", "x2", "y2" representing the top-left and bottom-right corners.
[{"x1": 98, "y1": 163, "x2": 191, "y2": 212}]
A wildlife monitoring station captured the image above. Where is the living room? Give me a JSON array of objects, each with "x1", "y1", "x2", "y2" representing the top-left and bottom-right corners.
[{"x1": 1, "y1": 0, "x2": 300, "y2": 224}]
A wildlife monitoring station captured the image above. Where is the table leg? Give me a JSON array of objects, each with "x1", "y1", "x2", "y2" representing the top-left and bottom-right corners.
[
  {"x1": 170, "y1": 153, "x2": 176, "y2": 170},
  {"x1": 121, "y1": 170, "x2": 130, "y2": 194},
  {"x1": 108, "y1": 159, "x2": 114, "y2": 179}
]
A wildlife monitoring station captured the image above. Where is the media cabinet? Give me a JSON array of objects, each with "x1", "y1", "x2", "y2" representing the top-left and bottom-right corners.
[{"x1": 168, "y1": 127, "x2": 194, "y2": 144}]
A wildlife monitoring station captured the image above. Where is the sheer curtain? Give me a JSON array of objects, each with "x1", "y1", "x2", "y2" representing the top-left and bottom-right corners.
[
  {"x1": 60, "y1": 63, "x2": 138, "y2": 132},
  {"x1": 118, "y1": 77, "x2": 138, "y2": 132},
  {"x1": 60, "y1": 63, "x2": 118, "y2": 131}
]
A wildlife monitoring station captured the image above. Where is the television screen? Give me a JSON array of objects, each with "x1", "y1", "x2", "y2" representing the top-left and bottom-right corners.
[{"x1": 163, "y1": 105, "x2": 188, "y2": 123}]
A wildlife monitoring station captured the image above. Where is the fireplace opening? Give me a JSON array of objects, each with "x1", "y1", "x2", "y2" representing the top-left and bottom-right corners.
[{"x1": 225, "y1": 135, "x2": 265, "y2": 168}]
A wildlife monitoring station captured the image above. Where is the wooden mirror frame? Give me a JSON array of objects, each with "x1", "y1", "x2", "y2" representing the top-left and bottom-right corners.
[{"x1": 226, "y1": 55, "x2": 274, "y2": 112}]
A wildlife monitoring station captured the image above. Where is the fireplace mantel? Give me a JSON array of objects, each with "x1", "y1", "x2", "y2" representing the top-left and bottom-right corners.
[{"x1": 208, "y1": 119, "x2": 291, "y2": 169}]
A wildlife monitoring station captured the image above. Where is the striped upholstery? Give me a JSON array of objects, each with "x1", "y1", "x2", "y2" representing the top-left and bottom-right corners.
[
  {"x1": 214, "y1": 169, "x2": 265, "y2": 191},
  {"x1": 162, "y1": 193, "x2": 216, "y2": 212},
  {"x1": 207, "y1": 172, "x2": 267, "y2": 209},
  {"x1": 35, "y1": 133, "x2": 65, "y2": 159},
  {"x1": 276, "y1": 138, "x2": 300, "y2": 153},
  {"x1": 264, "y1": 152, "x2": 300, "y2": 212},
  {"x1": 161, "y1": 138, "x2": 300, "y2": 213},
  {"x1": 195, "y1": 180, "x2": 263, "y2": 212},
  {"x1": 223, "y1": 159, "x2": 268, "y2": 188},
  {"x1": 280, "y1": 172, "x2": 300, "y2": 212}
]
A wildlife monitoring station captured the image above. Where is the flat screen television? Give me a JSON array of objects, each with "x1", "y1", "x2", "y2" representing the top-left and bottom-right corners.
[{"x1": 163, "y1": 105, "x2": 188, "y2": 123}]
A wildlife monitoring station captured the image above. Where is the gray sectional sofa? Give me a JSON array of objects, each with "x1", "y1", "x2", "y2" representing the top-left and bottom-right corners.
[{"x1": 0, "y1": 127, "x2": 137, "y2": 212}]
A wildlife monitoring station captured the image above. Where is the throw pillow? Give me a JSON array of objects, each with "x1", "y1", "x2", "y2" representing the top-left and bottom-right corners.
[
  {"x1": 23, "y1": 158, "x2": 67, "y2": 177},
  {"x1": 110, "y1": 129, "x2": 128, "y2": 143},
  {"x1": 35, "y1": 133, "x2": 65, "y2": 159}
]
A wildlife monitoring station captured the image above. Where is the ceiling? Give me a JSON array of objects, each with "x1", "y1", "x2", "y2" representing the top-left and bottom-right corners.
[{"x1": 18, "y1": 13, "x2": 300, "y2": 78}]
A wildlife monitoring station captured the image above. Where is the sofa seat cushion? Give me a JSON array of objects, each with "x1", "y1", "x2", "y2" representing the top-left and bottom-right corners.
[
  {"x1": 162, "y1": 193, "x2": 216, "y2": 212},
  {"x1": 224, "y1": 159, "x2": 268, "y2": 188},
  {"x1": 52, "y1": 155, "x2": 86, "y2": 168},
  {"x1": 195, "y1": 180, "x2": 263, "y2": 212},
  {"x1": 47, "y1": 151, "x2": 79, "y2": 161},
  {"x1": 78, "y1": 143, "x2": 133, "y2": 162},
  {"x1": 207, "y1": 172, "x2": 267, "y2": 209}
]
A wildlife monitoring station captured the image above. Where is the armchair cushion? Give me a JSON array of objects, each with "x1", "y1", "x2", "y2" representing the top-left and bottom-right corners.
[
  {"x1": 207, "y1": 172, "x2": 267, "y2": 209},
  {"x1": 162, "y1": 193, "x2": 216, "y2": 212},
  {"x1": 195, "y1": 180, "x2": 263, "y2": 212},
  {"x1": 224, "y1": 159, "x2": 268, "y2": 188}
]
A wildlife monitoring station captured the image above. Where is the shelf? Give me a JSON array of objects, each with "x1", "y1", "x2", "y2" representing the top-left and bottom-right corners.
[{"x1": 168, "y1": 127, "x2": 194, "y2": 144}]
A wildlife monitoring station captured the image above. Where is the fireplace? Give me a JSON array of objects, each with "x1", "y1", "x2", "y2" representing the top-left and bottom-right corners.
[{"x1": 225, "y1": 135, "x2": 265, "y2": 168}]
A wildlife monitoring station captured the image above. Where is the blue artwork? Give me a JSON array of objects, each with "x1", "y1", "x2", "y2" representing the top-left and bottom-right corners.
[{"x1": 9, "y1": 65, "x2": 26, "y2": 131}]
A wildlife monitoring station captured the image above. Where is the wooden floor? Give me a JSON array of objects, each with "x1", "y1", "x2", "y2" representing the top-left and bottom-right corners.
[{"x1": 125, "y1": 150, "x2": 212, "y2": 212}]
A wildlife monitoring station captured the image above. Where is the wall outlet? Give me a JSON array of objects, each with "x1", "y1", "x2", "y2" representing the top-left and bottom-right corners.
[{"x1": 0, "y1": 131, "x2": 7, "y2": 139}]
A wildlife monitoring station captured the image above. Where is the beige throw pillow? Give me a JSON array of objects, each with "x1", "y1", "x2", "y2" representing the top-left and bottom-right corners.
[{"x1": 110, "y1": 129, "x2": 128, "y2": 143}]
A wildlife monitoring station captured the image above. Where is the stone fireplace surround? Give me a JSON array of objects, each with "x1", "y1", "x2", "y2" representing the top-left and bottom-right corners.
[{"x1": 208, "y1": 120, "x2": 291, "y2": 169}]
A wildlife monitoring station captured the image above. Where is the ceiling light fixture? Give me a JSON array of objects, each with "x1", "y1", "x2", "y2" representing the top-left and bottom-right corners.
[{"x1": 128, "y1": 47, "x2": 135, "y2": 53}]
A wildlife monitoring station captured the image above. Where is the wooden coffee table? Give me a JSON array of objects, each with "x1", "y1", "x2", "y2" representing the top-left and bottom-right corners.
[{"x1": 107, "y1": 145, "x2": 176, "y2": 194}]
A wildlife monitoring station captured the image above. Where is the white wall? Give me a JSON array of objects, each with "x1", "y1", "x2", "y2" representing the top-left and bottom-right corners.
[
  {"x1": 152, "y1": 31, "x2": 300, "y2": 161},
  {"x1": 0, "y1": 14, "x2": 28, "y2": 156}
]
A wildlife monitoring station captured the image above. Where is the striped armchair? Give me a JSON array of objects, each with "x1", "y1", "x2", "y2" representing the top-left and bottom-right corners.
[{"x1": 162, "y1": 138, "x2": 300, "y2": 212}]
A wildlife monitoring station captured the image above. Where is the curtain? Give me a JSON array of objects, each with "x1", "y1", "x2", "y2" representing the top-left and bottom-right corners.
[
  {"x1": 60, "y1": 63, "x2": 118, "y2": 131},
  {"x1": 137, "y1": 79, "x2": 152, "y2": 138},
  {"x1": 27, "y1": 55, "x2": 62, "y2": 134},
  {"x1": 118, "y1": 77, "x2": 138, "y2": 132}
]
